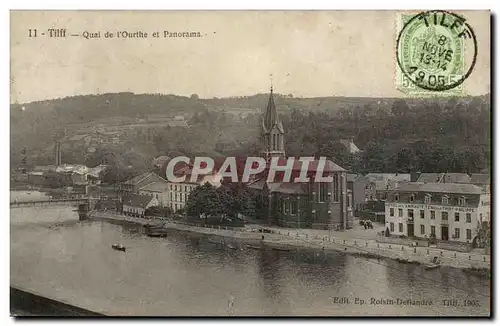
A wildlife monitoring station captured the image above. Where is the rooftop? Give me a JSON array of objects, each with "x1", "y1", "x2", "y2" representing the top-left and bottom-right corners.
[
  {"x1": 140, "y1": 182, "x2": 169, "y2": 192},
  {"x1": 365, "y1": 173, "x2": 411, "y2": 182},
  {"x1": 388, "y1": 182, "x2": 483, "y2": 195},
  {"x1": 122, "y1": 194, "x2": 154, "y2": 208},
  {"x1": 125, "y1": 172, "x2": 166, "y2": 185},
  {"x1": 470, "y1": 173, "x2": 490, "y2": 184}
]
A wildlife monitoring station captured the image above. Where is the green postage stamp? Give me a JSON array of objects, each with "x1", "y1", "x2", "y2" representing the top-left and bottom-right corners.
[{"x1": 396, "y1": 10, "x2": 477, "y2": 95}]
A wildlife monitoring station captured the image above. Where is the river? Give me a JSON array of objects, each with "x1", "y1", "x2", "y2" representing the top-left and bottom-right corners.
[{"x1": 10, "y1": 192, "x2": 490, "y2": 316}]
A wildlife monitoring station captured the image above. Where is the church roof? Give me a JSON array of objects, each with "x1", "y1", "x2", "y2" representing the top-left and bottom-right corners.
[{"x1": 262, "y1": 88, "x2": 284, "y2": 134}]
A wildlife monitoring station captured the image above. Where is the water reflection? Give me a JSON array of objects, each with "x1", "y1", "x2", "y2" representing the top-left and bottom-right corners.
[{"x1": 10, "y1": 203, "x2": 490, "y2": 316}]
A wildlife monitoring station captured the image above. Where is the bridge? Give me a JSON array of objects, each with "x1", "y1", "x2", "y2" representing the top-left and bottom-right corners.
[{"x1": 10, "y1": 198, "x2": 90, "y2": 208}]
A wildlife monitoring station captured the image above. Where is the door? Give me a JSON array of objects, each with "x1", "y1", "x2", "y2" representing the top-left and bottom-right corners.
[
  {"x1": 407, "y1": 223, "x2": 414, "y2": 237},
  {"x1": 441, "y1": 226, "x2": 449, "y2": 241}
]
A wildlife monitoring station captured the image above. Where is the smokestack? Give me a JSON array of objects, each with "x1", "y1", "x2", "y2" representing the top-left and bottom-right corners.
[{"x1": 55, "y1": 142, "x2": 62, "y2": 166}]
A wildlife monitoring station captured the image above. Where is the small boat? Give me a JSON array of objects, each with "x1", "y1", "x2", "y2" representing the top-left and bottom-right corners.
[
  {"x1": 146, "y1": 229, "x2": 168, "y2": 237},
  {"x1": 208, "y1": 239, "x2": 223, "y2": 245},
  {"x1": 246, "y1": 245, "x2": 263, "y2": 250},
  {"x1": 424, "y1": 256, "x2": 441, "y2": 270},
  {"x1": 111, "y1": 244, "x2": 126, "y2": 252},
  {"x1": 271, "y1": 247, "x2": 290, "y2": 252},
  {"x1": 144, "y1": 223, "x2": 168, "y2": 237}
]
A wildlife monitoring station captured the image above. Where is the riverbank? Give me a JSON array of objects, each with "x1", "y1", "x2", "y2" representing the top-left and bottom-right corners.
[{"x1": 90, "y1": 211, "x2": 490, "y2": 277}]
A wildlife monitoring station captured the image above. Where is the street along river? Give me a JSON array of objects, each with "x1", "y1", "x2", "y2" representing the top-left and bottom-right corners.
[{"x1": 10, "y1": 197, "x2": 490, "y2": 316}]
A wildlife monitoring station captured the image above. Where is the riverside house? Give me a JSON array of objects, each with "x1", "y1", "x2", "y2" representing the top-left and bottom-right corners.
[{"x1": 385, "y1": 182, "x2": 490, "y2": 247}]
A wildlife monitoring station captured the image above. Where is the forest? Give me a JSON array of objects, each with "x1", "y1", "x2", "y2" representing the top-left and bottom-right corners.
[{"x1": 10, "y1": 92, "x2": 491, "y2": 177}]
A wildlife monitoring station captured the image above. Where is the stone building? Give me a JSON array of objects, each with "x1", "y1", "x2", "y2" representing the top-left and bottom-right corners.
[{"x1": 249, "y1": 87, "x2": 353, "y2": 230}]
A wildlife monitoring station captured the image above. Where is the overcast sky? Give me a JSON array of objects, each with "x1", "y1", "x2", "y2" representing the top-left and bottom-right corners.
[{"x1": 11, "y1": 10, "x2": 490, "y2": 103}]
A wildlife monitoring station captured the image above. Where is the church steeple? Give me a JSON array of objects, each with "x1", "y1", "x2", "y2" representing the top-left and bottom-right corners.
[{"x1": 261, "y1": 85, "x2": 285, "y2": 158}]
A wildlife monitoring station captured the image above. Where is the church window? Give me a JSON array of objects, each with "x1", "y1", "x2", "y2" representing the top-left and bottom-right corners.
[
  {"x1": 291, "y1": 200, "x2": 298, "y2": 215},
  {"x1": 319, "y1": 183, "x2": 328, "y2": 202},
  {"x1": 333, "y1": 174, "x2": 339, "y2": 202}
]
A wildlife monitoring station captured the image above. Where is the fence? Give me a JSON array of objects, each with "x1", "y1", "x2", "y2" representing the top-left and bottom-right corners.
[
  {"x1": 95, "y1": 211, "x2": 490, "y2": 264},
  {"x1": 375, "y1": 234, "x2": 430, "y2": 247}
]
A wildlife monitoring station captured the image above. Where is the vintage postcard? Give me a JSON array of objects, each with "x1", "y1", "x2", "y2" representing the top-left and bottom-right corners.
[{"x1": 10, "y1": 10, "x2": 491, "y2": 317}]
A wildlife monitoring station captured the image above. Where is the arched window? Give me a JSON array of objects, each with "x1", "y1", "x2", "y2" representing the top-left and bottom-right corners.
[{"x1": 333, "y1": 174, "x2": 339, "y2": 202}]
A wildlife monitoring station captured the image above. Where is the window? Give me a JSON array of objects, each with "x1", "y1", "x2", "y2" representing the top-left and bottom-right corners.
[
  {"x1": 398, "y1": 223, "x2": 403, "y2": 233},
  {"x1": 410, "y1": 194, "x2": 415, "y2": 202},
  {"x1": 170, "y1": 192, "x2": 173, "y2": 200},
  {"x1": 390, "y1": 208, "x2": 394, "y2": 217},
  {"x1": 408, "y1": 209, "x2": 414, "y2": 219},
  {"x1": 420, "y1": 210, "x2": 425, "y2": 219},
  {"x1": 466, "y1": 229, "x2": 472, "y2": 240},
  {"x1": 424, "y1": 195, "x2": 431, "y2": 204},
  {"x1": 333, "y1": 174, "x2": 339, "y2": 202},
  {"x1": 459, "y1": 197, "x2": 466, "y2": 206},
  {"x1": 442, "y1": 196, "x2": 449, "y2": 205},
  {"x1": 291, "y1": 200, "x2": 298, "y2": 215},
  {"x1": 174, "y1": 185, "x2": 177, "y2": 191},
  {"x1": 479, "y1": 213, "x2": 483, "y2": 221},
  {"x1": 431, "y1": 211, "x2": 436, "y2": 219},
  {"x1": 395, "y1": 194, "x2": 399, "y2": 201},
  {"x1": 430, "y1": 226, "x2": 436, "y2": 236},
  {"x1": 466, "y1": 213, "x2": 471, "y2": 223},
  {"x1": 398, "y1": 209, "x2": 403, "y2": 217},
  {"x1": 454, "y1": 212, "x2": 460, "y2": 222},
  {"x1": 283, "y1": 199, "x2": 288, "y2": 213},
  {"x1": 319, "y1": 183, "x2": 328, "y2": 202},
  {"x1": 347, "y1": 194, "x2": 352, "y2": 208},
  {"x1": 390, "y1": 222, "x2": 394, "y2": 232},
  {"x1": 454, "y1": 228, "x2": 460, "y2": 239},
  {"x1": 442, "y1": 212, "x2": 448, "y2": 220},
  {"x1": 420, "y1": 225, "x2": 425, "y2": 235},
  {"x1": 156, "y1": 194, "x2": 159, "y2": 199}
]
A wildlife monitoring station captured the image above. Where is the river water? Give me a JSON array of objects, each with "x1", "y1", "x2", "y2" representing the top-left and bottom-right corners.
[{"x1": 10, "y1": 192, "x2": 490, "y2": 316}]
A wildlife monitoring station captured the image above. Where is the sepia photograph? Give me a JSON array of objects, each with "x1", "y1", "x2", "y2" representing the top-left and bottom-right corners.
[{"x1": 9, "y1": 10, "x2": 491, "y2": 317}]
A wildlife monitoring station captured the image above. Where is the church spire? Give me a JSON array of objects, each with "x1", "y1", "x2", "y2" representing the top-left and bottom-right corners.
[
  {"x1": 262, "y1": 84, "x2": 283, "y2": 134},
  {"x1": 261, "y1": 81, "x2": 285, "y2": 158}
]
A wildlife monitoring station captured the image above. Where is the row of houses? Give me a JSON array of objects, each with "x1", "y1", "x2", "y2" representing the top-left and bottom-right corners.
[
  {"x1": 120, "y1": 168, "x2": 222, "y2": 217},
  {"x1": 27, "y1": 164, "x2": 107, "y2": 187},
  {"x1": 343, "y1": 172, "x2": 490, "y2": 247},
  {"x1": 347, "y1": 172, "x2": 491, "y2": 212}
]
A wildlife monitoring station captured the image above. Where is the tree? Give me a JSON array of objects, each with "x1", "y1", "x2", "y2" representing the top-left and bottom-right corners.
[
  {"x1": 185, "y1": 183, "x2": 222, "y2": 221},
  {"x1": 185, "y1": 183, "x2": 256, "y2": 223}
]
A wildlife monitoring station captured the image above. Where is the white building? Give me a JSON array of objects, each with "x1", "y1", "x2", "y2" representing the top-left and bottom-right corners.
[
  {"x1": 139, "y1": 182, "x2": 170, "y2": 207},
  {"x1": 385, "y1": 183, "x2": 490, "y2": 244},
  {"x1": 122, "y1": 194, "x2": 158, "y2": 217},
  {"x1": 168, "y1": 166, "x2": 222, "y2": 212}
]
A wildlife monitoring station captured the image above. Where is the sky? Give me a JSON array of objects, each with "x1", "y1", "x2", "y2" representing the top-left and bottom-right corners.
[{"x1": 10, "y1": 10, "x2": 490, "y2": 103}]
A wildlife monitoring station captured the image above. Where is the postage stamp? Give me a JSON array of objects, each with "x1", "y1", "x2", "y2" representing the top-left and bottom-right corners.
[{"x1": 396, "y1": 10, "x2": 477, "y2": 95}]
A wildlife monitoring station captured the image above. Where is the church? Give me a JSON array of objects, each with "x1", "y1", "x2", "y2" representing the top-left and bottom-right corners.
[{"x1": 248, "y1": 87, "x2": 354, "y2": 230}]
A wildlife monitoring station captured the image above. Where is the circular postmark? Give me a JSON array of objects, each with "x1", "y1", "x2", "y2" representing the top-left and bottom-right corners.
[{"x1": 396, "y1": 10, "x2": 477, "y2": 92}]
